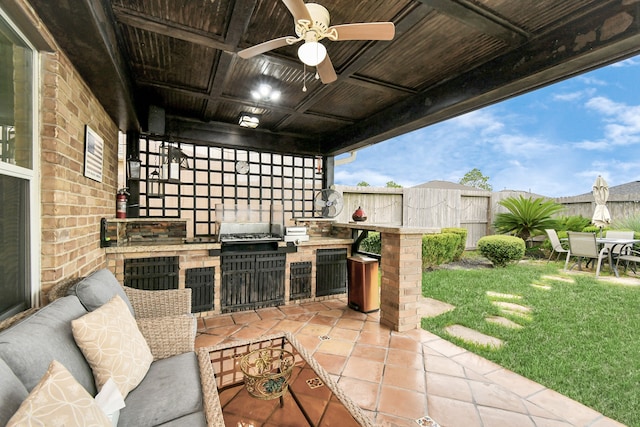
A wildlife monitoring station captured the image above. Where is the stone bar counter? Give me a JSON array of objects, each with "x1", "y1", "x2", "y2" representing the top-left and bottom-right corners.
[{"x1": 332, "y1": 223, "x2": 440, "y2": 332}]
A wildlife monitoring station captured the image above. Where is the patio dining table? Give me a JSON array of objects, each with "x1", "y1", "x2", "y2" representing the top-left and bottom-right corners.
[{"x1": 595, "y1": 237, "x2": 640, "y2": 277}]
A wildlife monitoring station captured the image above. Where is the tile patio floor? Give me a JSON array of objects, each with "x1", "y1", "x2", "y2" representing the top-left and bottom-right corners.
[{"x1": 195, "y1": 298, "x2": 626, "y2": 427}]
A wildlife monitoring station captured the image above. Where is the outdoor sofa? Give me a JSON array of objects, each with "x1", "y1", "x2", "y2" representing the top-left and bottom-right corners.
[{"x1": 0, "y1": 268, "x2": 224, "y2": 426}]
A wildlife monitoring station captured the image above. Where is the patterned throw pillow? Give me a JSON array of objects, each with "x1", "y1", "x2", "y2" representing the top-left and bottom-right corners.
[
  {"x1": 71, "y1": 295, "x2": 153, "y2": 398},
  {"x1": 7, "y1": 360, "x2": 111, "y2": 427}
]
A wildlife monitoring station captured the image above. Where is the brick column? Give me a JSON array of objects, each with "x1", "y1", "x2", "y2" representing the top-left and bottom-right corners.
[{"x1": 379, "y1": 231, "x2": 424, "y2": 332}]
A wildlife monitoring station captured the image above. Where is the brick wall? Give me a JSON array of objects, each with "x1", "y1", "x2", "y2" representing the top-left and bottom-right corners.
[{"x1": 18, "y1": 0, "x2": 120, "y2": 298}]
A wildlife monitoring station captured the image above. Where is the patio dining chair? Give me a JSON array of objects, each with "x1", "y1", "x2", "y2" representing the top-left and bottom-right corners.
[
  {"x1": 566, "y1": 232, "x2": 608, "y2": 277},
  {"x1": 545, "y1": 229, "x2": 570, "y2": 265}
]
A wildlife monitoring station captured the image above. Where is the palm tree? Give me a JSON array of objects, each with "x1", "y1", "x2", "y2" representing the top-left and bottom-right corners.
[{"x1": 494, "y1": 196, "x2": 563, "y2": 241}]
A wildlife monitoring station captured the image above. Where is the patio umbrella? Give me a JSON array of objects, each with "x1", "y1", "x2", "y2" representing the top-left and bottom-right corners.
[{"x1": 591, "y1": 175, "x2": 611, "y2": 234}]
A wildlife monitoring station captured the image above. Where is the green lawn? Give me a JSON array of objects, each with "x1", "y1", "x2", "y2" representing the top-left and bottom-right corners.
[{"x1": 421, "y1": 261, "x2": 640, "y2": 427}]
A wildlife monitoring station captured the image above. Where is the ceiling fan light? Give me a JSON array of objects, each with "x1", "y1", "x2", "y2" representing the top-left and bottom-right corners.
[{"x1": 298, "y1": 41, "x2": 326, "y2": 66}]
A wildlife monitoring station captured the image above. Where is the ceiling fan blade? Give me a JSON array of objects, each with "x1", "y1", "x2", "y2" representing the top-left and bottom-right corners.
[
  {"x1": 238, "y1": 36, "x2": 294, "y2": 59},
  {"x1": 282, "y1": 0, "x2": 312, "y2": 23},
  {"x1": 317, "y1": 55, "x2": 337, "y2": 84},
  {"x1": 331, "y1": 22, "x2": 395, "y2": 41}
]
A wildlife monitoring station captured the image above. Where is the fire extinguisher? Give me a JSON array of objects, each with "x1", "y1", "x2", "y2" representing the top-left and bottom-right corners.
[{"x1": 116, "y1": 188, "x2": 129, "y2": 219}]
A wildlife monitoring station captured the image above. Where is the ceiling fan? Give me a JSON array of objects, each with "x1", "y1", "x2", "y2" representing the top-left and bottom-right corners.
[{"x1": 238, "y1": 0, "x2": 395, "y2": 84}]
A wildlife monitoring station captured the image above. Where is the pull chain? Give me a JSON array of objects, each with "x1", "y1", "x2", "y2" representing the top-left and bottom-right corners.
[{"x1": 302, "y1": 63, "x2": 307, "y2": 92}]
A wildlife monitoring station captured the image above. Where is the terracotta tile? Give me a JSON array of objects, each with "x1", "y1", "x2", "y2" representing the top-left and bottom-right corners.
[
  {"x1": 271, "y1": 319, "x2": 306, "y2": 334},
  {"x1": 299, "y1": 323, "x2": 333, "y2": 337},
  {"x1": 484, "y1": 368, "x2": 546, "y2": 398},
  {"x1": 308, "y1": 314, "x2": 339, "y2": 326},
  {"x1": 336, "y1": 317, "x2": 365, "y2": 330},
  {"x1": 316, "y1": 339, "x2": 355, "y2": 357},
  {"x1": 425, "y1": 372, "x2": 473, "y2": 402},
  {"x1": 312, "y1": 352, "x2": 347, "y2": 375},
  {"x1": 322, "y1": 299, "x2": 348, "y2": 309},
  {"x1": 427, "y1": 395, "x2": 482, "y2": 427},
  {"x1": 230, "y1": 325, "x2": 267, "y2": 340},
  {"x1": 341, "y1": 309, "x2": 369, "y2": 320},
  {"x1": 402, "y1": 327, "x2": 440, "y2": 343},
  {"x1": 223, "y1": 387, "x2": 280, "y2": 422},
  {"x1": 195, "y1": 333, "x2": 225, "y2": 348},
  {"x1": 278, "y1": 305, "x2": 310, "y2": 315},
  {"x1": 249, "y1": 318, "x2": 280, "y2": 332},
  {"x1": 203, "y1": 314, "x2": 234, "y2": 329},
  {"x1": 206, "y1": 324, "x2": 243, "y2": 337},
  {"x1": 351, "y1": 344, "x2": 387, "y2": 363},
  {"x1": 477, "y1": 405, "x2": 536, "y2": 427},
  {"x1": 294, "y1": 333, "x2": 322, "y2": 353},
  {"x1": 424, "y1": 337, "x2": 467, "y2": 357},
  {"x1": 382, "y1": 365, "x2": 425, "y2": 393},
  {"x1": 231, "y1": 311, "x2": 260, "y2": 324},
  {"x1": 265, "y1": 392, "x2": 313, "y2": 426},
  {"x1": 523, "y1": 401, "x2": 566, "y2": 420},
  {"x1": 358, "y1": 330, "x2": 391, "y2": 347},
  {"x1": 291, "y1": 393, "x2": 329, "y2": 425},
  {"x1": 337, "y1": 376, "x2": 380, "y2": 411},
  {"x1": 425, "y1": 354, "x2": 466, "y2": 378},
  {"x1": 319, "y1": 397, "x2": 363, "y2": 426},
  {"x1": 527, "y1": 389, "x2": 603, "y2": 426},
  {"x1": 386, "y1": 348, "x2": 424, "y2": 370},
  {"x1": 222, "y1": 412, "x2": 259, "y2": 427},
  {"x1": 529, "y1": 417, "x2": 574, "y2": 427},
  {"x1": 301, "y1": 302, "x2": 331, "y2": 312},
  {"x1": 255, "y1": 307, "x2": 286, "y2": 320},
  {"x1": 389, "y1": 334, "x2": 421, "y2": 352},
  {"x1": 217, "y1": 385, "x2": 241, "y2": 407},
  {"x1": 375, "y1": 412, "x2": 419, "y2": 427},
  {"x1": 378, "y1": 385, "x2": 427, "y2": 420},
  {"x1": 451, "y1": 351, "x2": 503, "y2": 376},
  {"x1": 287, "y1": 312, "x2": 315, "y2": 322},
  {"x1": 342, "y1": 356, "x2": 384, "y2": 383},
  {"x1": 289, "y1": 366, "x2": 332, "y2": 401},
  {"x1": 584, "y1": 417, "x2": 627, "y2": 427},
  {"x1": 317, "y1": 309, "x2": 345, "y2": 318},
  {"x1": 362, "y1": 320, "x2": 391, "y2": 333},
  {"x1": 468, "y1": 380, "x2": 528, "y2": 413},
  {"x1": 329, "y1": 327, "x2": 360, "y2": 341}
]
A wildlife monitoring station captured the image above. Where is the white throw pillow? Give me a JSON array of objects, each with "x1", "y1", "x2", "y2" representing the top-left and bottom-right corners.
[
  {"x1": 7, "y1": 360, "x2": 111, "y2": 427},
  {"x1": 72, "y1": 294, "x2": 153, "y2": 398}
]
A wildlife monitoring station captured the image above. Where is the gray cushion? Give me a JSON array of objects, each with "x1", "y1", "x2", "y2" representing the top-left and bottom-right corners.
[
  {"x1": 119, "y1": 352, "x2": 203, "y2": 427},
  {"x1": 67, "y1": 268, "x2": 135, "y2": 315},
  {"x1": 157, "y1": 412, "x2": 207, "y2": 427},
  {"x1": 0, "y1": 357, "x2": 28, "y2": 426},
  {"x1": 0, "y1": 296, "x2": 96, "y2": 395}
]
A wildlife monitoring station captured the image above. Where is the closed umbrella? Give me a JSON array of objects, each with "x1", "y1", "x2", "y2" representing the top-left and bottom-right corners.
[{"x1": 591, "y1": 175, "x2": 611, "y2": 235}]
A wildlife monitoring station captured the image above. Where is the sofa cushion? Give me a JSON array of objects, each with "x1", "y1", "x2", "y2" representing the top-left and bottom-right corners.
[
  {"x1": 119, "y1": 352, "x2": 204, "y2": 427},
  {"x1": 156, "y1": 411, "x2": 207, "y2": 427},
  {"x1": 7, "y1": 360, "x2": 111, "y2": 427},
  {"x1": 68, "y1": 268, "x2": 135, "y2": 315},
  {"x1": 0, "y1": 358, "x2": 29, "y2": 426},
  {"x1": 72, "y1": 295, "x2": 153, "y2": 398},
  {"x1": 0, "y1": 296, "x2": 96, "y2": 395}
]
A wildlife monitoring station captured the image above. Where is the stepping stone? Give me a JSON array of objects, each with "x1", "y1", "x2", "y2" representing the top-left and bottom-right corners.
[
  {"x1": 445, "y1": 324, "x2": 503, "y2": 348},
  {"x1": 419, "y1": 297, "x2": 455, "y2": 318},
  {"x1": 542, "y1": 275, "x2": 574, "y2": 283},
  {"x1": 492, "y1": 301, "x2": 531, "y2": 313},
  {"x1": 486, "y1": 315, "x2": 523, "y2": 329},
  {"x1": 530, "y1": 283, "x2": 552, "y2": 290},
  {"x1": 486, "y1": 291, "x2": 521, "y2": 300},
  {"x1": 499, "y1": 309, "x2": 532, "y2": 321}
]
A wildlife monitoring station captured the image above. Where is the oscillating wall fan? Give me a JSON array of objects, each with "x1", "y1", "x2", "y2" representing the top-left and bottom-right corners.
[
  {"x1": 314, "y1": 189, "x2": 344, "y2": 218},
  {"x1": 238, "y1": 0, "x2": 395, "y2": 84}
]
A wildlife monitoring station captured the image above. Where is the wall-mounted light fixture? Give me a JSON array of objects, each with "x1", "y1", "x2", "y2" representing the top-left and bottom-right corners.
[
  {"x1": 159, "y1": 144, "x2": 187, "y2": 183},
  {"x1": 127, "y1": 157, "x2": 141, "y2": 180},
  {"x1": 239, "y1": 113, "x2": 261, "y2": 128}
]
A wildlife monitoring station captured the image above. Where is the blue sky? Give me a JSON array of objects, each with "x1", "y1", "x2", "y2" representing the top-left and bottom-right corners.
[{"x1": 334, "y1": 55, "x2": 640, "y2": 198}]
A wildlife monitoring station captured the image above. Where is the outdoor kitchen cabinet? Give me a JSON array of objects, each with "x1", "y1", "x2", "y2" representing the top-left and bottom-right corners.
[{"x1": 220, "y1": 251, "x2": 286, "y2": 313}]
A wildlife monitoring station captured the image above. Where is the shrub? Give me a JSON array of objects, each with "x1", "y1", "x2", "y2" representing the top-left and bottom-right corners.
[
  {"x1": 422, "y1": 233, "x2": 459, "y2": 268},
  {"x1": 494, "y1": 196, "x2": 563, "y2": 240},
  {"x1": 441, "y1": 227, "x2": 467, "y2": 261},
  {"x1": 477, "y1": 235, "x2": 525, "y2": 267},
  {"x1": 359, "y1": 232, "x2": 381, "y2": 254},
  {"x1": 556, "y1": 215, "x2": 591, "y2": 232}
]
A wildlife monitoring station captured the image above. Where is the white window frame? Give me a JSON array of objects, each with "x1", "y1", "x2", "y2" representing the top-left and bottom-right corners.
[{"x1": 0, "y1": 6, "x2": 41, "y2": 308}]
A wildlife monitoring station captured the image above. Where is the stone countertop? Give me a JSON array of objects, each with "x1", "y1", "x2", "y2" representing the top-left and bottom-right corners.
[
  {"x1": 104, "y1": 236, "x2": 353, "y2": 254},
  {"x1": 333, "y1": 223, "x2": 440, "y2": 234}
]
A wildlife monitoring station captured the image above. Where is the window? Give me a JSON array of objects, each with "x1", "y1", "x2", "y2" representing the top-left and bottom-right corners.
[{"x1": 0, "y1": 8, "x2": 38, "y2": 319}]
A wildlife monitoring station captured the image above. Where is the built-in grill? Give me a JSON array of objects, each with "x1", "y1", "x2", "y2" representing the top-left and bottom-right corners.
[{"x1": 216, "y1": 204, "x2": 284, "y2": 252}]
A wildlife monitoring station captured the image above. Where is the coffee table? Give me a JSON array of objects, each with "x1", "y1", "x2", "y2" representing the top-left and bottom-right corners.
[{"x1": 201, "y1": 332, "x2": 374, "y2": 427}]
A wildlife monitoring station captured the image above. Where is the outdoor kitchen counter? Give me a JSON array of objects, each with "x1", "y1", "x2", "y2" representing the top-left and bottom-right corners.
[{"x1": 332, "y1": 222, "x2": 440, "y2": 234}]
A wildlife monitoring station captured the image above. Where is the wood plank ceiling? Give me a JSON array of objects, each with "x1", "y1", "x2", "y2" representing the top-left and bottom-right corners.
[{"x1": 23, "y1": 0, "x2": 640, "y2": 156}]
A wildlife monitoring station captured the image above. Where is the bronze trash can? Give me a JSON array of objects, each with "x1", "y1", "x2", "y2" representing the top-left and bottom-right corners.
[{"x1": 347, "y1": 255, "x2": 380, "y2": 313}]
